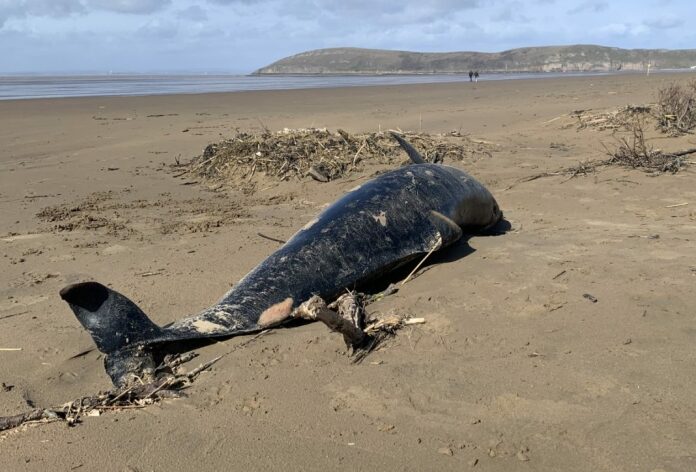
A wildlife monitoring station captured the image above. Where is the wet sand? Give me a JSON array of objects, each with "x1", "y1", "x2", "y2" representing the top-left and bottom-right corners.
[{"x1": 1, "y1": 73, "x2": 696, "y2": 471}]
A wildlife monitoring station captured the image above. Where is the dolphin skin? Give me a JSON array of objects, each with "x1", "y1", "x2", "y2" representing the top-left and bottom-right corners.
[{"x1": 60, "y1": 136, "x2": 502, "y2": 386}]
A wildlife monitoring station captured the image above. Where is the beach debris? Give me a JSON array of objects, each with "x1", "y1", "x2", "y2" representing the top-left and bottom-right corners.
[
  {"x1": 0, "y1": 332, "x2": 267, "y2": 433},
  {"x1": 505, "y1": 120, "x2": 694, "y2": 191},
  {"x1": 35, "y1": 192, "x2": 248, "y2": 237},
  {"x1": 656, "y1": 80, "x2": 696, "y2": 135},
  {"x1": 570, "y1": 104, "x2": 653, "y2": 131},
  {"x1": 307, "y1": 165, "x2": 329, "y2": 182},
  {"x1": 293, "y1": 288, "x2": 414, "y2": 363},
  {"x1": 183, "y1": 128, "x2": 494, "y2": 185},
  {"x1": 256, "y1": 232, "x2": 286, "y2": 244},
  {"x1": 568, "y1": 81, "x2": 696, "y2": 136},
  {"x1": 603, "y1": 120, "x2": 694, "y2": 174},
  {"x1": 583, "y1": 293, "x2": 598, "y2": 303},
  {"x1": 438, "y1": 447, "x2": 454, "y2": 456},
  {"x1": 517, "y1": 447, "x2": 530, "y2": 461}
]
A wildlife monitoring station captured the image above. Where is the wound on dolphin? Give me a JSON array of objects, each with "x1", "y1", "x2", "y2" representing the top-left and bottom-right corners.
[{"x1": 60, "y1": 133, "x2": 503, "y2": 387}]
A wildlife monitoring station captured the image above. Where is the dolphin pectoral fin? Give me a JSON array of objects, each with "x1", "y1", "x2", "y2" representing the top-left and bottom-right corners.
[
  {"x1": 428, "y1": 210, "x2": 463, "y2": 249},
  {"x1": 391, "y1": 132, "x2": 426, "y2": 164},
  {"x1": 60, "y1": 282, "x2": 164, "y2": 355}
]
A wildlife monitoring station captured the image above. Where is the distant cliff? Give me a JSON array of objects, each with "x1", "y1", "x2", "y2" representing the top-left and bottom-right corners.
[{"x1": 254, "y1": 45, "x2": 696, "y2": 74}]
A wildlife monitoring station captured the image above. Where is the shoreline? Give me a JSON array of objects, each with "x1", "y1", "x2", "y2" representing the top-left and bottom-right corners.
[{"x1": 2, "y1": 69, "x2": 694, "y2": 101}]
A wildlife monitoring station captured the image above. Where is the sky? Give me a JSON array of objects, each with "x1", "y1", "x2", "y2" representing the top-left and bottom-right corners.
[{"x1": 0, "y1": 0, "x2": 693, "y2": 74}]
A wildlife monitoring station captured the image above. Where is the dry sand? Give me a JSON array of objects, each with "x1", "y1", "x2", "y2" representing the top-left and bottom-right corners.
[{"x1": 1, "y1": 73, "x2": 695, "y2": 471}]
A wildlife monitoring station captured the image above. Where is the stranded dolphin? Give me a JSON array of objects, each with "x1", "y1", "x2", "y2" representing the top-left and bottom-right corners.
[{"x1": 60, "y1": 135, "x2": 502, "y2": 386}]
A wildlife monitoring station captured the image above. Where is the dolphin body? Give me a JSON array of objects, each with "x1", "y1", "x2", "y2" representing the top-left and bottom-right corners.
[{"x1": 60, "y1": 136, "x2": 502, "y2": 386}]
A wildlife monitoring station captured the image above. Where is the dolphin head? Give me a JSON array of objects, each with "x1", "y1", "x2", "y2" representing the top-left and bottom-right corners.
[{"x1": 441, "y1": 165, "x2": 503, "y2": 231}]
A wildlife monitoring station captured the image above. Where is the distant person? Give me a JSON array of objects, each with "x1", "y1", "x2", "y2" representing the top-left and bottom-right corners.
[
  {"x1": 469, "y1": 70, "x2": 473, "y2": 82},
  {"x1": 474, "y1": 71, "x2": 479, "y2": 82}
]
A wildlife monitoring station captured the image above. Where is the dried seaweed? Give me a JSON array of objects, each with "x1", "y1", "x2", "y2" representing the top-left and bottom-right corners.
[
  {"x1": 571, "y1": 104, "x2": 653, "y2": 131},
  {"x1": 656, "y1": 80, "x2": 696, "y2": 136},
  {"x1": 184, "y1": 128, "x2": 494, "y2": 184}
]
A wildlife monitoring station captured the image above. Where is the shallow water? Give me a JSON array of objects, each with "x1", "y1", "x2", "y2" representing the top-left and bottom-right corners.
[{"x1": 0, "y1": 71, "x2": 625, "y2": 100}]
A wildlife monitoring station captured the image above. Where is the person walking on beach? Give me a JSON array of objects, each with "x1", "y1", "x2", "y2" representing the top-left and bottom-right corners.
[
  {"x1": 474, "y1": 71, "x2": 479, "y2": 82},
  {"x1": 469, "y1": 70, "x2": 473, "y2": 82}
]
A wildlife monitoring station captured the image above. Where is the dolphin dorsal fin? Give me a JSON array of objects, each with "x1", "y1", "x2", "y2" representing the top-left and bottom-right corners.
[{"x1": 390, "y1": 132, "x2": 426, "y2": 164}]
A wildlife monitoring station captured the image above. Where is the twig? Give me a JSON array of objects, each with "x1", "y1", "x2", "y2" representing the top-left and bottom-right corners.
[
  {"x1": 257, "y1": 232, "x2": 286, "y2": 244},
  {"x1": 402, "y1": 238, "x2": 441, "y2": 286},
  {"x1": 0, "y1": 348, "x2": 22, "y2": 351},
  {"x1": 187, "y1": 356, "x2": 223, "y2": 380},
  {"x1": 0, "y1": 311, "x2": 28, "y2": 321},
  {"x1": 0, "y1": 409, "x2": 51, "y2": 431},
  {"x1": 672, "y1": 147, "x2": 696, "y2": 157},
  {"x1": 665, "y1": 202, "x2": 688, "y2": 208}
]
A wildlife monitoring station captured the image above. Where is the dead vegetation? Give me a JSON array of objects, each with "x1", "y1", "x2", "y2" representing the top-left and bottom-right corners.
[
  {"x1": 531, "y1": 81, "x2": 696, "y2": 186},
  {"x1": 570, "y1": 104, "x2": 653, "y2": 131},
  {"x1": 508, "y1": 119, "x2": 695, "y2": 190},
  {"x1": 603, "y1": 120, "x2": 695, "y2": 174},
  {"x1": 36, "y1": 192, "x2": 248, "y2": 238},
  {"x1": 656, "y1": 80, "x2": 696, "y2": 135},
  {"x1": 568, "y1": 80, "x2": 696, "y2": 136},
  {"x1": 182, "y1": 128, "x2": 495, "y2": 184},
  {"x1": 0, "y1": 349, "x2": 228, "y2": 433}
]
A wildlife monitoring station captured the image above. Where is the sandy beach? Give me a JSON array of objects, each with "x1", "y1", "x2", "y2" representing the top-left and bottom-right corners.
[{"x1": 1, "y1": 73, "x2": 696, "y2": 471}]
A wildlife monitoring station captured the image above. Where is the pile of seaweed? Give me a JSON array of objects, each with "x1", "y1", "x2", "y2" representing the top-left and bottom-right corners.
[
  {"x1": 183, "y1": 128, "x2": 494, "y2": 183},
  {"x1": 570, "y1": 104, "x2": 654, "y2": 131}
]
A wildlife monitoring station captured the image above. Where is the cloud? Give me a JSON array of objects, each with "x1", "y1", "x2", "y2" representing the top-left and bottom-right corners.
[
  {"x1": 643, "y1": 16, "x2": 684, "y2": 30},
  {"x1": 87, "y1": 0, "x2": 171, "y2": 14},
  {"x1": 492, "y1": 1, "x2": 530, "y2": 22},
  {"x1": 0, "y1": 0, "x2": 85, "y2": 26},
  {"x1": 595, "y1": 21, "x2": 649, "y2": 38},
  {"x1": 0, "y1": 0, "x2": 170, "y2": 27},
  {"x1": 208, "y1": 0, "x2": 480, "y2": 24},
  {"x1": 176, "y1": 5, "x2": 208, "y2": 22},
  {"x1": 567, "y1": 1, "x2": 608, "y2": 14},
  {"x1": 1, "y1": 0, "x2": 695, "y2": 74}
]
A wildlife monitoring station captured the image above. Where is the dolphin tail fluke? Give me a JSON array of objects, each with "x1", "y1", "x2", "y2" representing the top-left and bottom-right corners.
[
  {"x1": 390, "y1": 132, "x2": 426, "y2": 164},
  {"x1": 60, "y1": 281, "x2": 164, "y2": 355}
]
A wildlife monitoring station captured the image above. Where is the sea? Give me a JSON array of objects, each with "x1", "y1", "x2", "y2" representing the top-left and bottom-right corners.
[{"x1": 0, "y1": 70, "x2": 677, "y2": 100}]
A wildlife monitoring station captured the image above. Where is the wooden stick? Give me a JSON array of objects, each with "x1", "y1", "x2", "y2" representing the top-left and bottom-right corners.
[
  {"x1": 257, "y1": 232, "x2": 286, "y2": 244},
  {"x1": 672, "y1": 147, "x2": 696, "y2": 157},
  {"x1": 0, "y1": 409, "x2": 48, "y2": 431},
  {"x1": 187, "y1": 355, "x2": 223, "y2": 380},
  {"x1": 402, "y1": 239, "x2": 440, "y2": 286}
]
